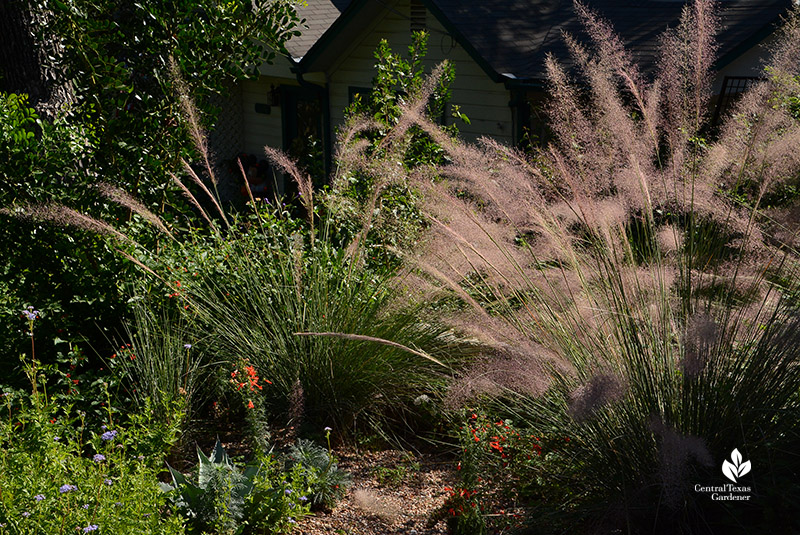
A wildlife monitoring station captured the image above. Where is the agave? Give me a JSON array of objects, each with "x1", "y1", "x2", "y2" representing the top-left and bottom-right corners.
[{"x1": 160, "y1": 439, "x2": 259, "y2": 531}]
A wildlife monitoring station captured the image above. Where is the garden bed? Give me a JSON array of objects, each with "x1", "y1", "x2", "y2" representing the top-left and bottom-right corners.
[{"x1": 296, "y1": 449, "x2": 456, "y2": 535}]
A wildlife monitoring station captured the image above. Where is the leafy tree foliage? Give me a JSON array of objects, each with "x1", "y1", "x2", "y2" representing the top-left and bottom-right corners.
[{"x1": 0, "y1": 1, "x2": 299, "y2": 367}]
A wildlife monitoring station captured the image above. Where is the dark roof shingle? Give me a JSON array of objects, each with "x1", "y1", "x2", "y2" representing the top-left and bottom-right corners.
[
  {"x1": 286, "y1": 0, "x2": 352, "y2": 60},
  {"x1": 428, "y1": 0, "x2": 792, "y2": 82}
]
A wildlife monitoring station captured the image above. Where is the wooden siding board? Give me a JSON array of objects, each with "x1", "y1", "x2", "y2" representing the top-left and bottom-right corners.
[{"x1": 241, "y1": 77, "x2": 285, "y2": 156}]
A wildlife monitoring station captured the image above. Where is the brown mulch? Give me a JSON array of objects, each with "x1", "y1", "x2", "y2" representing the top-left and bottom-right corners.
[{"x1": 295, "y1": 449, "x2": 459, "y2": 535}]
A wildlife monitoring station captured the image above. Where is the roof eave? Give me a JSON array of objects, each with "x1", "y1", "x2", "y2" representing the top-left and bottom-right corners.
[
  {"x1": 420, "y1": 0, "x2": 506, "y2": 83},
  {"x1": 296, "y1": 0, "x2": 374, "y2": 74},
  {"x1": 714, "y1": 16, "x2": 783, "y2": 71}
]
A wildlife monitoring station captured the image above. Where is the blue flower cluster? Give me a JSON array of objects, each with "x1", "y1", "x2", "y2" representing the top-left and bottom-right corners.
[{"x1": 21, "y1": 306, "x2": 40, "y2": 321}]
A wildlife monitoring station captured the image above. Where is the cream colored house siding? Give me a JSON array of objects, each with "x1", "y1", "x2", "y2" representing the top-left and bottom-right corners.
[
  {"x1": 241, "y1": 76, "x2": 291, "y2": 156},
  {"x1": 326, "y1": 0, "x2": 514, "y2": 145}
]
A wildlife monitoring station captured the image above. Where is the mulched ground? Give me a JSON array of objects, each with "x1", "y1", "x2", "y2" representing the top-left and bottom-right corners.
[{"x1": 295, "y1": 449, "x2": 459, "y2": 535}]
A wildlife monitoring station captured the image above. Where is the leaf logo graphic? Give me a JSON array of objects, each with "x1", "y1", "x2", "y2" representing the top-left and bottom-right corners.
[{"x1": 722, "y1": 448, "x2": 751, "y2": 483}]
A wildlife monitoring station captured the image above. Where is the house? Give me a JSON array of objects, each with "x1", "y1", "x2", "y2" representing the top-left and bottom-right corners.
[{"x1": 219, "y1": 0, "x2": 793, "y2": 196}]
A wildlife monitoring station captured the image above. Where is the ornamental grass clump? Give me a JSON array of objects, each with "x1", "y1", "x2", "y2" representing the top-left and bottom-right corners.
[
  {"x1": 398, "y1": 0, "x2": 800, "y2": 531},
  {"x1": 4, "y1": 52, "x2": 466, "y2": 444}
]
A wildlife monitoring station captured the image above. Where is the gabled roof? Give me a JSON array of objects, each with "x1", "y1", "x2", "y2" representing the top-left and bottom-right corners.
[
  {"x1": 285, "y1": 0, "x2": 352, "y2": 60},
  {"x1": 294, "y1": 0, "x2": 793, "y2": 84}
]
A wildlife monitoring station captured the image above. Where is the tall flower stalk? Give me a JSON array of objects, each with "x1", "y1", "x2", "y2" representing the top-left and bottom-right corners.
[{"x1": 21, "y1": 306, "x2": 40, "y2": 397}]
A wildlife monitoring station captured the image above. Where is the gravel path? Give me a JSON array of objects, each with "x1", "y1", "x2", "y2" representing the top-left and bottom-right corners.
[{"x1": 295, "y1": 449, "x2": 458, "y2": 535}]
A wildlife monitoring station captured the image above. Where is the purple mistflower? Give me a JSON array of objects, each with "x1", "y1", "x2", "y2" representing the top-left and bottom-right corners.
[
  {"x1": 100, "y1": 430, "x2": 117, "y2": 441},
  {"x1": 184, "y1": 344, "x2": 192, "y2": 349},
  {"x1": 284, "y1": 488, "x2": 292, "y2": 495},
  {"x1": 299, "y1": 495, "x2": 308, "y2": 502},
  {"x1": 101, "y1": 425, "x2": 107, "y2": 431},
  {"x1": 34, "y1": 494, "x2": 45, "y2": 502},
  {"x1": 83, "y1": 525, "x2": 99, "y2": 532},
  {"x1": 114, "y1": 502, "x2": 122, "y2": 507},
  {"x1": 21, "y1": 307, "x2": 40, "y2": 321},
  {"x1": 54, "y1": 436, "x2": 60, "y2": 442},
  {"x1": 22, "y1": 512, "x2": 30, "y2": 518},
  {"x1": 287, "y1": 518, "x2": 296, "y2": 524},
  {"x1": 93, "y1": 454, "x2": 106, "y2": 463},
  {"x1": 59, "y1": 484, "x2": 77, "y2": 494},
  {"x1": 82, "y1": 504, "x2": 89, "y2": 510},
  {"x1": 104, "y1": 479, "x2": 113, "y2": 486}
]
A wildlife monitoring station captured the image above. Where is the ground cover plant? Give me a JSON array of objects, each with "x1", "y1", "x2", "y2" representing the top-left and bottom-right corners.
[
  {"x1": 1, "y1": 307, "x2": 355, "y2": 534},
  {"x1": 0, "y1": 313, "x2": 186, "y2": 533},
  {"x1": 161, "y1": 439, "x2": 315, "y2": 534}
]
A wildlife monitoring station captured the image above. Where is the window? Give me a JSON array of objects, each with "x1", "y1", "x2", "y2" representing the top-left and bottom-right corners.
[{"x1": 712, "y1": 76, "x2": 760, "y2": 125}]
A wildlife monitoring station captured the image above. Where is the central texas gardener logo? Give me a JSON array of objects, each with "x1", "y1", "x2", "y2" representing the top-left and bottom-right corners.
[{"x1": 721, "y1": 448, "x2": 751, "y2": 483}]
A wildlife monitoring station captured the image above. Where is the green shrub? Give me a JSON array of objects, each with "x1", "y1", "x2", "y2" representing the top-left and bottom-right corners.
[
  {"x1": 0, "y1": 92, "x2": 134, "y2": 367},
  {"x1": 286, "y1": 435, "x2": 350, "y2": 510},
  {"x1": 162, "y1": 439, "x2": 311, "y2": 534},
  {"x1": 328, "y1": 30, "x2": 466, "y2": 270},
  {"x1": 0, "y1": 364, "x2": 184, "y2": 534}
]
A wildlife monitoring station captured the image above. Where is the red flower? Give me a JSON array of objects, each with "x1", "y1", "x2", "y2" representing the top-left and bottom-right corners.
[{"x1": 247, "y1": 400, "x2": 254, "y2": 409}]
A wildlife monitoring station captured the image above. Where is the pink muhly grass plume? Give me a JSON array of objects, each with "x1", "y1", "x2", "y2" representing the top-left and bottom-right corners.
[
  {"x1": 352, "y1": 489, "x2": 401, "y2": 521},
  {"x1": 168, "y1": 56, "x2": 220, "y2": 189},
  {"x1": 263, "y1": 146, "x2": 316, "y2": 238},
  {"x1": 95, "y1": 182, "x2": 171, "y2": 236},
  {"x1": 650, "y1": 418, "x2": 713, "y2": 510},
  {"x1": 681, "y1": 312, "x2": 720, "y2": 376},
  {"x1": 568, "y1": 372, "x2": 625, "y2": 422},
  {"x1": 181, "y1": 159, "x2": 229, "y2": 229},
  {"x1": 293, "y1": 331, "x2": 446, "y2": 368},
  {"x1": 169, "y1": 172, "x2": 215, "y2": 228},
  {"x1": 444, "y1": 346, "x2": 553, "y2": 410},
  {"x1": 4, "y1": 204, "x2": 136, "y2": 246}
]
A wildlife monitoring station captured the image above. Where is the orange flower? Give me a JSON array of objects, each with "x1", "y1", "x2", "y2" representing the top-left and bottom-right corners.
[{"x1": 247, "y1": 400, "x2": 254, "y2": 409}]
